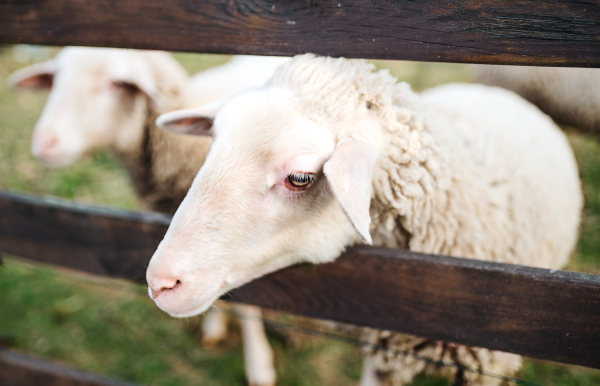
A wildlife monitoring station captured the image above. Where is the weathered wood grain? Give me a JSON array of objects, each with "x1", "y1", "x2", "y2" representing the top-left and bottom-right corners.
[
  {"x1": 1, "y1": 190, "x2": 599, "y2": 368},
  {"x1": 0, "y1": 350, "x2": 140, "y2": 386},
  {"x1": 0, "y1": 0, "x2": 599, "y2": 67},
  {"x1": 231, "y1": 248, "x2": 600, "y2": 369},
  {"x1": 0, "y1": 190, "x2": 170, "y2": 283}
]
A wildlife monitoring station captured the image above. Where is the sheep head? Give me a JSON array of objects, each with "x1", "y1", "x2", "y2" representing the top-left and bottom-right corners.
[
  {"x1": 8, "y1": 47, "x2": 181, "y2": 168},
  {"x1": 147, "y1": 56, "x2": 385, "y2": 318}
]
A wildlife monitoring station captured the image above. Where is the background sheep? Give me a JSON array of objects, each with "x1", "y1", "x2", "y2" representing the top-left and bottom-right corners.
[
  {"x1": 147, "y1": 55, "x2": 582, "y2": 385},
  {"x1": 473, "y1": 65, "x2": 600, "y2": 134},
  {"x1": 189, "y1": 55, "x2": 290, "y2": 106},
  {"x1": 8, "y1": 47, "x2": 288, "y2": 386}
]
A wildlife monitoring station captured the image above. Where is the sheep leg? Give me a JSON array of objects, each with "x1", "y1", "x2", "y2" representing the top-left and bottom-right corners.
[
  {"x1": 450, "y1": 349, "x2": 522, "y2": 386},
  {"x1": 359, "y1": 356, "x2": 388, "y2": 386},
  {"x1": 201, "y1": 306, "x2": 229, "y2": 345},
  {"x1": 238, "y1": 304, "x2": 276, "y2": 386}
]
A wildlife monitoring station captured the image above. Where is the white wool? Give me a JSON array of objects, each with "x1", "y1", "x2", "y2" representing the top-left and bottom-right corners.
[
  {"x1": 276, "y1": 58, "x2": 582, "y2": 383},
  {"x1": 189, "y1": 55, "x2": 290, "y2": 106},
  {"x1": 268, "y1": 58, "x2": 581, "y2": 383},
  {"x1": 270, "y1": 56, "x2": 581, "y2": 269},
  {"x1": 148, "y1": 54, "x2": 582, "y2": 385}
]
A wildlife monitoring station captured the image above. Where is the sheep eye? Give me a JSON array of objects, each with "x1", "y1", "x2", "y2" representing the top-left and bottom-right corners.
[{"x1": 286, "y1": 172, "x2": 316, "y2": 190}]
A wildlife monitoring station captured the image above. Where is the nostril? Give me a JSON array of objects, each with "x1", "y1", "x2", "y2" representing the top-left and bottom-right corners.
[
  {"x1": 43, "y1": 135, "x2": 58, "y2": 150},
  {"x1": 46, "y1": 135, "x2": 58, "y2": 148},
  {"x1": 33, "y1": 133, "x2": 59, "y2": 156},
  {"x1": 150, "y1": 279, "x2": 181, "y2": 299}
]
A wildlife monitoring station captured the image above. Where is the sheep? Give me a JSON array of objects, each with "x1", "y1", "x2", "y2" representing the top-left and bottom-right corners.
[
  {"x1": 473, "y1": 65, "x2": 600, "y2": 133},
  {"x1": 189, "y1": 55, "x2": 290, "y2": 106},
  {"x1": 146, "y1": 54, "x2": 582, "y2": 385},
  {"x1": 7, "y1": 47, "x2": 286, "y2": 386}
]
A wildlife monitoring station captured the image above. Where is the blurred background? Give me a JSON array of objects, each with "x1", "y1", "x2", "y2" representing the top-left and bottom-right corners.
[{"x1": 0, "y1": 44, "x2": 599, "y2": 385}]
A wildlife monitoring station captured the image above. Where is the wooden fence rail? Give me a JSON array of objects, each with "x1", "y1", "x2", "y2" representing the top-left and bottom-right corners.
[
  {"x1": 1, "y1": 190, "x2": 599, "y2": 369},
  {"x1": 1, "y1": 0, "x2": 600, "y2": 67},
  {"x1": 0, "y1": 349, "x2": 141, "y2": 386}
]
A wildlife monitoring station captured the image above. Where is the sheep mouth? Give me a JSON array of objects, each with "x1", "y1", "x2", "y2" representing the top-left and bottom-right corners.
[
  {"x1": 36, "y1": 153, "x2": 80, "y2": 168},
  {"x1": 154, "y1": 291, "x2": 224, "y2": 319},
  {"x1": 151, "y1": 266, "x2": 282, "y2": 319},
  {"x1": 165, "y1": 303, "x2": 209, "y2": 319}
]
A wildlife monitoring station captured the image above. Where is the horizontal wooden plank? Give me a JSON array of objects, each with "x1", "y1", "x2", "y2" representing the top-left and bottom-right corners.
[
  {"x1": 0, "y1": 0, "x2": 599, "y2": 67},
  {"x1": 0, "y1": 350, "x2": 140, "y2": 386},
  {"x1": 0, "y1": 190, "x2": 599, "y2": 368},
  {"x1": 0, "y1": 191, "x2": 170, "y2": 283}
]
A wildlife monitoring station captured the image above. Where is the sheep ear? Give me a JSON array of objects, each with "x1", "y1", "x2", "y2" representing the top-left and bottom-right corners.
[
  {"x1": 7, "y1": 61, "x2": 56, "y2": 89},
  {"x1": 112, "y1": 59, "x2": 163, "y2": 106},
  {"x1": 323, "y1": 135, "x2": 379, "y2": 245},
  {"x1": 156, "y1": 99, "x2": 226, "y2": 136}
]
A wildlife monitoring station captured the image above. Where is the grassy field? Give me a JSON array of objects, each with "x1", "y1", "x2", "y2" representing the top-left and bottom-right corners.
[{"x1": 1, "y1": 45, "x2": 599, "y2": 385}]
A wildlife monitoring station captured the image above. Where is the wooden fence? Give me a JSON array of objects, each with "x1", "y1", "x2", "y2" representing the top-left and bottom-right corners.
[
  {"x1": 1, "y1": 0, "x2": 599, "y2": 67},
  {"x1": 1, "y1": 0, "x2": 600, "y2": 383},
  {"x1": 0, "y1": 349, "x2": 140, "y2": 386}
]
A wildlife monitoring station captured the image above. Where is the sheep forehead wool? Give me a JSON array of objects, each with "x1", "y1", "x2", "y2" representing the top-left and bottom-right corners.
[
  {"x1": 267, "y1": 54, "x2": 416, "y2": 135},
  {"x1": 148, "y1": 54, "x2": 582, "y2": 384}
]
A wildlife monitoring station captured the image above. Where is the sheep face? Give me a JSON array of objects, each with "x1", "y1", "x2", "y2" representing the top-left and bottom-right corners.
[
  {"x1": 8, "y1": 47, "x2": 162, "y2": 168},
  {"x1": 147, "y1": 88, "x2": 379, "y2": 318}
]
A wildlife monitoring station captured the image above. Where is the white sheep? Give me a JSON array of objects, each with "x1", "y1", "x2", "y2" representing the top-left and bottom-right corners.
[
  {"x1": 8, "y1": 47, "x2": 286, "y2": 386},
  {"x1": 146, "y1": 54, "x2": 582, "y2": 385},
  {"x1": 189, "y1": 55, "x2": 290, "y2": 106},
  {"x1": 474, "y1": 65, "x2": 600, "y2": 133}
]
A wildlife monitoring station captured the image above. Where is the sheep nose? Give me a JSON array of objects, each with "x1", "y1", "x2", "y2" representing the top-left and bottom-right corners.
[
  {"x1": 32, "y1": 133, "x2": 59, "y2": 157},
  {"x1": 43, "y1": 135, "x2": 58, "y2": 149},
  {"x1": 149, "y1": 278, "x2": 182, "y2": 299}
]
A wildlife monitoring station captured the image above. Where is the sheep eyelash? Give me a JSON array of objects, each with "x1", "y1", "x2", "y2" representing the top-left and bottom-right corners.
[
  {"x1": 289, "y1": 172, "x2": 315, "y2": 184},
  {"x1": 285, "y1": 172, "x2": 317, "y2": 191}
]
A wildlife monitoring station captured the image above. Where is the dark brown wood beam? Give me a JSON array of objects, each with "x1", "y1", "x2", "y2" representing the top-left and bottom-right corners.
[
  {"x1": 1, "y1": 0, "x2": 599, "y2": 67},
  {"x1": 0, "y1": 350, "x2": 141, "y2": 386},
  {"x1": 0, "y1": 190, "x2": 599, "y2": 368}
]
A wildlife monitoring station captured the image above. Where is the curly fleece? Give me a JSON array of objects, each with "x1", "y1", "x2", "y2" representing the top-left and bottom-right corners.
[{"x1": 270, "y1": 55, "x2": 582, "y2": 385}]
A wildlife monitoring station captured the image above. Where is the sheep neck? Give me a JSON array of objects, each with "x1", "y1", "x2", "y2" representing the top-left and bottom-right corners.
[
  {"x1": 368, "y1": 86, "x2": 454, "y2": 255},
  {"x1": 118, "y1": 102, "x2": 212, "y2": 215}
]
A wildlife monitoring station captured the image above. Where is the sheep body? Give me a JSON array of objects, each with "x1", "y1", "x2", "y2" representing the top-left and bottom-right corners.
[
  {"x1": 148, "y1": 55, "x2": 582, "y2": 385},
  {"x1": 272, "y1": 58, "x2": 582, "y2": 383},
  {"x1": 360, "y1": 83, "x2": 581, "y2": 384},
  {"x1": 370, "y1": 82, "x2": 581, "y2": 268},
  {"x1": 189, "y1": 55, "x2": 290, "y2": 106},
  {"x1": 474, "y1": 65, "x2": 600, "y2": 133},
  {"x1": 264, "y1": 57, "x2": 580, "y2": 268}
]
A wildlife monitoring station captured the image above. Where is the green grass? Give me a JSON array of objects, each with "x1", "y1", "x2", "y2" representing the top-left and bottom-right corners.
[
  {"x1": 0, "y1": 257, "x2": 361, "y2": 386},
  {"x1": 1, "y1": 45, "x2": 599, "y2": 385},
  {"x1": 568, "y1": 131, "x2": 600, "y2": 272}
]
